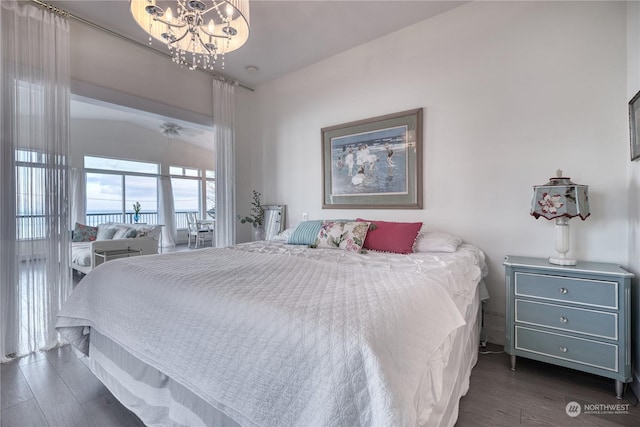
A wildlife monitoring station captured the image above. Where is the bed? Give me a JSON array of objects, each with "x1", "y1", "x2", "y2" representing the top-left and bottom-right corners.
[{"x1": 56, "y1": 237, "x2": 487, "y2": 427}]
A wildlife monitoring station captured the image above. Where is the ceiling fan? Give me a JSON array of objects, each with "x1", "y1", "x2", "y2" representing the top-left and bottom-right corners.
[{"x1": 160, "y1": 122, "x2": 203, "y2": 138}]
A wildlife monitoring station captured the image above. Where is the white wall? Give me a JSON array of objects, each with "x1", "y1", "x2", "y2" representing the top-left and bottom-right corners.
[
  {"x1": 68, "y1": 20, "x2": 214, "y2": 123},
  {"x1": 237, "y1": 1, "x2": 629, "y2": 345},
  {"x1": 627, "y1": 0, "x2": 640, "y2": 402}
]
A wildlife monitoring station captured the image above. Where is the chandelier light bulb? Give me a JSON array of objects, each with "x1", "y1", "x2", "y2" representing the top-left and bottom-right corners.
[
  {"x1": 225, "y1": 4, "x2": 234, "y2": 18},
  {"x1": 208, "y1": 19, "x2": 215, "y2": 33},
  {"x1": 165, "y1": 7, "x2": 173, "y2": 22}
]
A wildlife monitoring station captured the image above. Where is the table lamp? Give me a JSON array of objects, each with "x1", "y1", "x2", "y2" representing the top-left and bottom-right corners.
[{"x1": 530, "y1": 170, "x2": 590, "y2": 266}]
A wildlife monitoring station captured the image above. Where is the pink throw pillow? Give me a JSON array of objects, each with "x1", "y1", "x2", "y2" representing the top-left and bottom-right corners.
[{"x1": 356, "y1": 219, "x2": 423, "y2": 254}]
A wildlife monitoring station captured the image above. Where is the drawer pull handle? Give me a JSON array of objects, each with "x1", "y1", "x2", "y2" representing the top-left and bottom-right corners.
[
  {"x1": 559, "y1": 287, "x2": 568, "y2": 294},
  {"x1": 559, "y1": 316, "x2": 568, "y2": 323},
  {"x1": 560, "y1": 345, "x2": 568, "y2": 353}
]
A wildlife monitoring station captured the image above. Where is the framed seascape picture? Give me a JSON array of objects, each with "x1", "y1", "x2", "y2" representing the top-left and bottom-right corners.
[
  {"x1": 321, "y1": 108, "x2": 423, "y2": 209},
  {"x1": 630, "y1": 90, "x2": 640, "y2": 161}
]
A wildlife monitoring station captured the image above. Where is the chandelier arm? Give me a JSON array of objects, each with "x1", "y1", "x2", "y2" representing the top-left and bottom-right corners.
[
  {"x1": 198, "y1": 26, "x2": 232, "y2": 39},
  {"x1": 153, "y1": 18, "x2": 188, "y2": 30},
  {"x1": 170, "y1": 30, "x2": 192, "y2": 44}
]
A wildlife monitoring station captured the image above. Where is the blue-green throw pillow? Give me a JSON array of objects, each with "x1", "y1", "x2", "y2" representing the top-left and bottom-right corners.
[
  {"x1": 287, "y1": 221, "x2": 323, "y2": 245},
  {"x1": 287, "y1": 220, "x2": 353, "y2": 245}
]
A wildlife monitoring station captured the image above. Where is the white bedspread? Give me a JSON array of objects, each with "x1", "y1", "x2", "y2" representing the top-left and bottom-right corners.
[{"x1": 57, "y1": 243, "x2": 486, "y2": 427}]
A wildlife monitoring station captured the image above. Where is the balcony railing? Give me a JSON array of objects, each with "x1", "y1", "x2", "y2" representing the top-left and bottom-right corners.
[{"x1": 17, "y1": 210, "x2": 200, "y2": 240}]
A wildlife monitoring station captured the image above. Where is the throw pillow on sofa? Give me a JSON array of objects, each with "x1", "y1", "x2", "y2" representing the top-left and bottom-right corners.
[
  {"x1": 112, "y1": 226, "x2": 137, "y2": 239},
  {"x1": 72, "y1": 223, "x2": 98, "y2": 242},
  {"x1": 96, "y1": 225, "x2": 118, "y2": 240}
]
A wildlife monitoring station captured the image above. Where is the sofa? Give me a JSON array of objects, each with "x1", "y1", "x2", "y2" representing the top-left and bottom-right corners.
[{"x1": 71, "y1": 222, "x2": 162, "y2": 275}]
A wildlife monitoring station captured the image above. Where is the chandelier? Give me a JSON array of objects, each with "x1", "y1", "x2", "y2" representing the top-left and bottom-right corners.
[{"x1": 130, "y1": 0, "x2": 250, "y2": 70}]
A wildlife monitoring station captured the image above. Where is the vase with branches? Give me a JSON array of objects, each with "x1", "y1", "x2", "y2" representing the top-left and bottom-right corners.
[{"x1": 238, "y1": 191, "x2": 264, "y2": 239}]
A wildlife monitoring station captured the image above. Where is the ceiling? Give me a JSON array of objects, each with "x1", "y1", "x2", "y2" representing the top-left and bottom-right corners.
[
  {"x1": 47, "y1": 0, "x2": 468, "y2": 88},
  {"x1": 70, "y1": 99, "x2": 217, "y2": 149}
]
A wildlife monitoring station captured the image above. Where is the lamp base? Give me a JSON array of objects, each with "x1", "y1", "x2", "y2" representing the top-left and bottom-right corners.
[{"x1": 549, "y1": 256, "x2": 577, "y2": 266}]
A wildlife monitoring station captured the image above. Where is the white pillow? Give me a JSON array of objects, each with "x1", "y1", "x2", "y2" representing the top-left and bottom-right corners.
[
  {"x1": 112, "y1": 225, "x2": 136, "y2": 239},
  {"x1": 96, "y1": 224, "x2": 117, "y2": 240},
  {"x1": 130, "y1": 224, "x2": 162, "y2": 240},
  {"x1": 414, "y1": 231, "x2": 463, "y2": 253},
  {"x1": 270, "y1": 227, "x2": 295, "y2": 242}
]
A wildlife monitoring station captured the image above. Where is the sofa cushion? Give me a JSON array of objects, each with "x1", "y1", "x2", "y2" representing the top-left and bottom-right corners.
[
  {"x1": 71, "y1": 242, "x2": 92, "y2": 266},
  {"x1": 72, "y1": 223, "x2": 98, "y2": 242},
  {"x1": 96, "y1": 225, "x2": 117, "y2": 240},
  {"x1": 130, "y1": 224, "x2": 162, "y2": 240},
  {"x1": 112, "y1": 226, "x2": 136, "y2": 239},
  {"x1": 95, "y1": 223, "x2": 161, "y2": 240}
]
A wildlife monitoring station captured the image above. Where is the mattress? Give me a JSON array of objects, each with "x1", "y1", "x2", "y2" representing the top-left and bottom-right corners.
[{"x1": 57, "y1": 241, "x2": 488, "y2": 426}]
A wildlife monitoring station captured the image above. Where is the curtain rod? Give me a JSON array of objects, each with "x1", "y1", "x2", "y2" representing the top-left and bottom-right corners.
[{"x1": 30, "y1": 0, "x2": 254, "y2": 92}]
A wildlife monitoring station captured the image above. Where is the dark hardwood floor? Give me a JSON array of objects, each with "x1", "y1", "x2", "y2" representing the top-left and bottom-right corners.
[
  {"x1": 2, "y1": 343, "x2": 639, "y2": 426},
  {"x1": 1, "y1": 346, "x2": 143, "y2": 427},
  {"x1": 457, "y1": 345, "x2": 640, "y2": 426}
]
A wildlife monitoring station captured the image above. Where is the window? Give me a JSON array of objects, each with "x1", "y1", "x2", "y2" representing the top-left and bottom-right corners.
[
  {"x1": 86, "y1": 156, "x2": 159, "y2": 174},
  {"x1": 14, "y1": 82, "x2": 48, "y2": 240},
  {"x1": 16, "y1": 150, "x2": 46, "y2": 240},
  {"x1": 85, "y1": 156, "x2": 159, "y2": 226},
  {"x1": 125, "y1": 175, "x2": 158, "y2": 223},
  {"x1": 171, "y1": 177, "x2": 200, "y2": 230},
  {"x1": 169, "y1": 166, "x2": 215, "y2": 229},
  {"x1": 86, "y1": 172, "x2": 123, "y2": 224},
  {"x1": 169, "y1": 166, "x2": 200, "y2": 177},
  {"x1": 83, "y1": 157, "x2": 214, "y2": 231}
]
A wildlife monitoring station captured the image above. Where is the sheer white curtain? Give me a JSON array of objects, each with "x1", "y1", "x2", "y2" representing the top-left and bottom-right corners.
[
  {"x1": 70, "y1": 168, "x2": 86, "y2": 226},
  {"x1": 213, "y1": 80, "x2": 236, "y2": 247},
  {"x1": 1, "y1": 1, "x2": 72, "y2": 360},
  {"x1": 158, "y1": 176, "x2": 177, "y2": 248}
]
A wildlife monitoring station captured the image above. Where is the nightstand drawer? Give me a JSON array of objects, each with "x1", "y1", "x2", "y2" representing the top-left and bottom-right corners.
[
  {"x1": 515, "y1": 300, "x2": 617, "y2": 340},
  {"x1": 515, "y1": 326, "x2": 618, "y2": 372},
  {"x1": 514, "y1": 272, "x2": 617, "y2": 309}
]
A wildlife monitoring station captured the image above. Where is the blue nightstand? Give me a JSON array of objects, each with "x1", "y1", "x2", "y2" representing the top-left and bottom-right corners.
[{"x1": 504, "y1": 256, "x2": 634, "y2": 399}]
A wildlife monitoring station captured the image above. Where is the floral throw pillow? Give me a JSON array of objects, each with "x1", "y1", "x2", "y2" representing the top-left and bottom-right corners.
[
  {"x1": 314, "y1": 221, "x2": 370, "y2": 252},
  {"x1": 72, "y1": 222, "x2": 98, "y2": 242}
]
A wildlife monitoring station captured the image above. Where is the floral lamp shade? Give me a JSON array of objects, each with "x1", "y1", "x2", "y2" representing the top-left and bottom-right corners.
[
  {"x1": 530, "y1": 170, "x2": 590, "y2": 266},
  {"x1": 531, "y1": 175, "x2": 590, "y2": 220}
]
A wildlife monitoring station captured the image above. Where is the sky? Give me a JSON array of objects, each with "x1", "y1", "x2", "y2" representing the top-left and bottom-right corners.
[{"x1": 86, "y1": 173, "x2": 200, "y2": 213}]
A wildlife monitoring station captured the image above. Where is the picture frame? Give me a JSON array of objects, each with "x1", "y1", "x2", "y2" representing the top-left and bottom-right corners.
[
  {"x1": 321, "y1": 108, "x2": 423, "y2": 209},
  {"x1": 629, "y1": 90, "x2": 640, "y2": 161}
]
